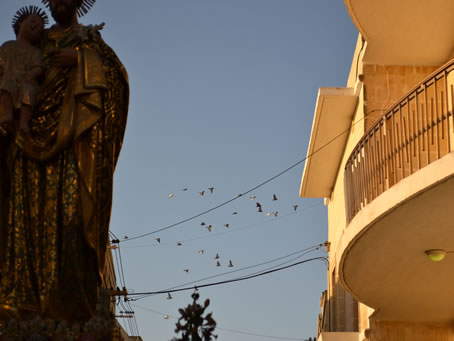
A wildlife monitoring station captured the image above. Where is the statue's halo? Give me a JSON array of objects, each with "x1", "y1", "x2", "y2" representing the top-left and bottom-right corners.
[{"x1": 41, "y1": 0, "x2": 96, "y2": 17}]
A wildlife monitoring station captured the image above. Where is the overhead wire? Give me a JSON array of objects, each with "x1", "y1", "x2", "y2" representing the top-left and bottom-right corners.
[
  {"x1": 132, "y1": 303, "x2": 307, "y2": 340},
  {"x1": 117, "y1": 246, "x2": 127, "y2": 291},
  {"x1": 131, "y1": 243, "x2": 325, "y2": 301},
  {"x1": 110, "y1": 242, "x2": 141, "y2": 337},
  {"x1": 127, "y1": 257, "x2": 328, "y2": 299},
  {"x1": 120, "y1": 200, "x2": 325, "y2": 249},
  {"x1": 119, "y1": 114, "x2": 364, "y2": 243},
  {"x1": 126, "y1": 300, "x2": 141, "y2": 336}
]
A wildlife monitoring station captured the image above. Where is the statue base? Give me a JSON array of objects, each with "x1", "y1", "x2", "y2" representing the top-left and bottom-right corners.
[{"x1": 0, "y1": 316, "x2": 126, "y2": 341}]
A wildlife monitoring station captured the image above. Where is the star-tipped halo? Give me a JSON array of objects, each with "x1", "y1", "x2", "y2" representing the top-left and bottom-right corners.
[
  {"x1": 41, "y1": 0, "x2": 96, "y2": 17},
  {"x1": 12, "y1": 6, "x2": 49, "y2": 35}
]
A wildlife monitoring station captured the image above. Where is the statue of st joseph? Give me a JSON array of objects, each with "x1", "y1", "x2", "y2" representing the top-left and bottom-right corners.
[{"x1": 0, "y1": 0, "x2": 129, "y2": 322}]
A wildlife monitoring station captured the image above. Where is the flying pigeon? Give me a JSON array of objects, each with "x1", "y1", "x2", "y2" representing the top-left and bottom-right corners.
[
  {"x1": 232, "y1": 211, "x2": 238, "y2": 215},
  {"x1": 265, "y1": 212, "x2": 271, "y2": 217},
  {"x1": 182, "y1": 188, "x2": 188, "y2": 191},
  {"x1": 292, "y1": 204, "x2": 298, "y2": 211},
  {"x1": 216, "y1": 261, "x2": 221, "y2": 267},
  {"x1": 214, "y1": 253, "x2": 220, "y2": 259},
  {"x1": 256, "y1": 202, "x2": 262, "y2": 209},
  {"x1": 177, "y1": 242, "x2": 182, "y2": 246},
  {"x1": 199, "y1": 250, "x2": 204, "y2": 254},
  {"x1": 164, "y1": 315, "x2": 169, "y2": 319},
  {"x1": 249, "y1": 195, "x2": 256, "y2": 200},
  {"x1": 208, "y1": 187, "x2": 214, "y2": 193},
  {"x1": 272, "y1": 211, "x2": 279, "y2": 217},
  {"x1": 168, "y1": 193, "x2": 175, "y2": 198},
  {"x1": 272, "y1": 194, "x2": 278, "y2": 201},
  {"x1": 167, "y1": 293, "x2": 173, "y2": 300},
  {"x1": 200, "y1": 222, "x2": 206, "y2": 226},
  {"x1": 206, "y1": 225, "x2": 212, "y2": 232},
  {"x1": 224, "y1": 224, "x2": 230, "y2": 228},
  {"x1": 155, "y1": 238, "x2": 161, "y2": 243},
  {"x1": 184, "y1": 268, "x2": 189, "y2": 273},
  {"x1": 228, "y1": 260, "x2": 233, "y2": 267},
  {"x1": 200, "y1": 191, "x2": 205, "y2": 196},
  {"x1": 257, "y1": 207, "x2": 263, "y2": 213}
]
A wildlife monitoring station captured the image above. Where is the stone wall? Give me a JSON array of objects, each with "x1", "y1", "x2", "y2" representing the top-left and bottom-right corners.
[{"x1": 362, "y1": 64, "x2": 439, "y2": 131}]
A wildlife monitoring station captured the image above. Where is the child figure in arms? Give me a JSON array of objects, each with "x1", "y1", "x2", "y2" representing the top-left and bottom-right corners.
[{"x1": 0, "y1": 6, "x2": 48, "y2": 133}]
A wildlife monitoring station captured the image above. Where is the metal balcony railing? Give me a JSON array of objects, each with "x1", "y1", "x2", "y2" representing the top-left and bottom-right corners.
[{"x1": 345, "y1": 60, "x2": 454, "y2": 223}]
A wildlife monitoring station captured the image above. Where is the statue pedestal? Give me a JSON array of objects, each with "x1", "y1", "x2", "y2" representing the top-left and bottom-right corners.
[{"x1": 0, "y1": 316, "x2": 126, "y2": 341}]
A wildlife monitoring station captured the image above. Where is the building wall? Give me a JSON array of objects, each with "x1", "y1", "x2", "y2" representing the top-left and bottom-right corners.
[
  {"x1": 321, "y1": 34, "x2": 454, "y2": 340},
  {"x1": 361, "y1": 64, "x2": 439, "y2": 130}
]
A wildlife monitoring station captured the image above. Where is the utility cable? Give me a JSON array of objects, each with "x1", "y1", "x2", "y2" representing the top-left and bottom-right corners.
[
  {"x1": 132, "y1": 303, "x2": 307, "y2": 340},
  {"x1": 121, "y1": 201, "x2": 324, "y2": 249},
  {"x1": 127, "y1": 257, "x2": 327, "y2": 299},
  {"x1": 131, "y1": 244, "x2": 325, "y2": 301},
  {"x1": 120, "y1": 115, "x2": 364, "y2": 243}
]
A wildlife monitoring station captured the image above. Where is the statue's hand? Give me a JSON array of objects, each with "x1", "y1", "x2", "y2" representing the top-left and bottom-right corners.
[{"x1": 52, "y1": 48, "x2": 78, "y2": 68}]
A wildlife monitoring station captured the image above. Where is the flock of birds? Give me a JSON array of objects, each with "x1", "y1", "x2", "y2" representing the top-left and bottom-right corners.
[{"x1": 153, "y1": 186, "x2": 301, "y2": 275}]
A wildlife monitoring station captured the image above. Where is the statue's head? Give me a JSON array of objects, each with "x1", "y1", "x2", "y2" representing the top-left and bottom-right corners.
[
  {"x1": 12, "y1": 6, "x2": 48, "y2": 43},
  {"x1": 41, "y1": 0, "x2": 96, "y2": 20}
]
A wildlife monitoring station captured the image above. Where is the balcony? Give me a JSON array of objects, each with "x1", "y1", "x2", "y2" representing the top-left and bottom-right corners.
[
  {"x1": 339, "y1": 60, "x2": 454, "y2": 322},
  {"x1": 345, "y1": 60, "x2": 454, "y2": 223}
]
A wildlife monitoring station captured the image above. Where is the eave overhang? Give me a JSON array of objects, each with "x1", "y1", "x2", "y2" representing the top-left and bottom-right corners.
[
  {"x1": 345, "y1": 0, "x2": 454, "y2": 65},
  {"x1": 300, "y1": 87, "x2": 358, "y2": 198}
]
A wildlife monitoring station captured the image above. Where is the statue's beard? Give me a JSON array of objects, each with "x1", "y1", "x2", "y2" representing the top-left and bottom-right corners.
[{"x1": 50, "y1": 1, "x2": 77, "y2": 25}]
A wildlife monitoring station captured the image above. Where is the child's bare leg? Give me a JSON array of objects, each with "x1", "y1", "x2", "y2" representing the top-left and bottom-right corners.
[
  {"x1": 19, "y1": 104, "x2": 32, "y2": 133},
  {"x1": 0, "y1": 91, "x2": 13, "y2": 124}
]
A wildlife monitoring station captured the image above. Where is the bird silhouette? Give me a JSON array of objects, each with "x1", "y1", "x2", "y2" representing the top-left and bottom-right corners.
[
  {"x1": 177, "y1": 242, "x2": 182, "y2": 246},
  {"x1": 200, "y1": 190, "x2": 205, "y2": 196},
  {"x1": 224, "y1": 224, "x2": 230, "y2": 228},
  {"x1": 216, "y1": 261, "x2": 221, "y2": 267},
  {"x1": 208, "y1": 187, "x2": 214, "y2": 193},
  {"x1": 200, "y1": 222, "x2": 206, "y2": 226},
  {"x1": 182, "y1": 188, "x2": 188, "y2": 191},
  {"x1": 272, "y1": 211, "x2": 279, "y2": 217},
  {"x1": 199, "y1": 250, "x2": 204, "y2": 254},
  {"x1": 167, "y1": 293, "x2": 173, "y2": 300},
  {"x1": 155, "y1": 238, "x2": 161, "y2": 243},
  {"x1": 292, "y1": 204, "x2": 298, "y2": 211},
  {"x1": 256, "y1": 202, "x2": 262, "y2": 209},
  {"x1": 206, "y1": 225, "x2": 212, "y2": 232},
  {"x1": 249, "y1": 195, "x2": 256, "y2": 200},
  {"x1": 184, "y1": 268, "x2": 189, "y2": 273},
  {"x1": 232, "y1": 211, "x2": 238, "y2": 215},
  {"x1": 168, "y1": 193, "x2": 174, "y2": 198},
  {"x1": 257, "y1": 207, "x2": 263, "y2": 213},
  {"x1": 164, "y1": 315, "x2": 169, "y2": 319},
  {"x1": 228, "y1": 260, "x2": 233, "y2": 267},
  {"x1": 265, "y1": 212, "x2": 271, "y2": 216},
  {"x1": 272, "y1": 194, "x2": 278, "y2": 201},
  {"x1": 214, "y1": 253, "x2": 220, "y2": 259}
]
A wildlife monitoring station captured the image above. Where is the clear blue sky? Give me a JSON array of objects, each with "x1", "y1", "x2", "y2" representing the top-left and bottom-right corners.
[{"x1": 0, "y1": 1, "x2": 358, "y2": 339}]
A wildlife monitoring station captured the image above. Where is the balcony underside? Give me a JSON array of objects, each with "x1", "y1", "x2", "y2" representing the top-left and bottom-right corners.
[
  {"x1": 339, "y1": 152, "x2": 454, "y2": 322},
  {"x1": 345, "y1": 0, "x2": 454, "y2": 65}
]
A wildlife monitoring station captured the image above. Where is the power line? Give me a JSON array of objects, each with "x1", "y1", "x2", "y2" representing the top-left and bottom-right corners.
[
  {"x1": 132, "y1": 303, "x2": 307, "y2": 340},
  {"x1": 120, "y1": 115, "x2": 363, "y2": 243},
  {"x1": 120, "y1": 201, "x2": 324, "y2": 249},
  {"x1": 128, "y1": 257, "x2": 327, "y2": 299},
  {"x1": 131, "y1": 244, "x2": 325, "y2": 301}
]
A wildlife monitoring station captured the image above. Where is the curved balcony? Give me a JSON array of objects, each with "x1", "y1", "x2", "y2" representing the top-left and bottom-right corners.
[
  {"x1": 345, "y1": 60, "x2": 454, "y2": 223},
  {"x1": 339, "y1": 60, "x2": 454, "y2": 322}
]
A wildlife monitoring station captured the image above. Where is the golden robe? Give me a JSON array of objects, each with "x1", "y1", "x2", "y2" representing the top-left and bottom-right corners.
[{"x1": 0, "y1": 24, "x2": 129, "y2": 321}]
